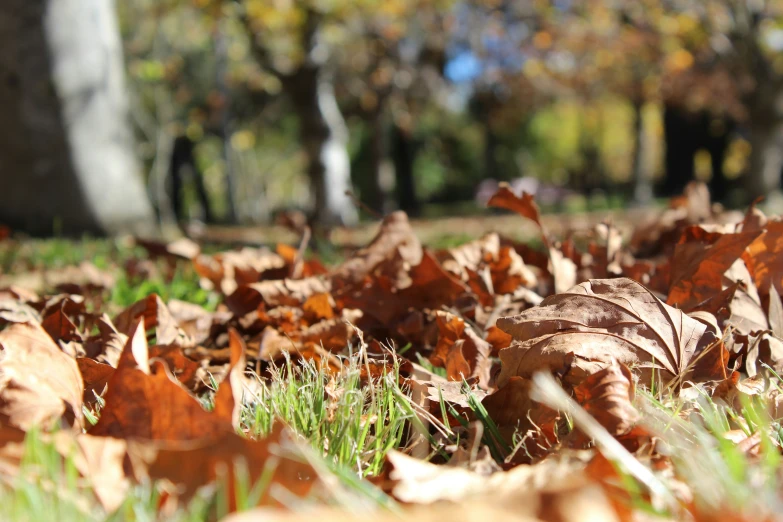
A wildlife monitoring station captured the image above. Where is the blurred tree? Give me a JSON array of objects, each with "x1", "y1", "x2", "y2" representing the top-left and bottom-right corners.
[
  {"x1": 0, "y1": 0, "x2": 154, "y2": 236},
  {"x1": 340, "y1": 19, "x2": 450, "y2": 217},
  {"x1": 239, "y1": 0, "x2": 455, "y2": 223},
  {"x1": 239, "y1": 2, "x2": 362, "y2": 226},
  {"x1": 646, "y1": 0, "x2": 783, "y2": 200}
]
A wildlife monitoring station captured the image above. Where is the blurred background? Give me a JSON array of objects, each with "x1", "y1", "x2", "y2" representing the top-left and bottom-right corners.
[{"x1": 2, "y1": 0, "x2": 783, "y2": 236}]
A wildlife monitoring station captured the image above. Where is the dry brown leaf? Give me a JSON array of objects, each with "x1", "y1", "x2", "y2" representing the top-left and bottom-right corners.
[
  {"x1": 136, "y1": 237, "x2": 201, "y2": 260},
  {"x1": 743, "y1": 221, "x2": 783, "y2": 302},
  {"x1": 331, "y1": 211, "x2": 423, "y2": 288},
  {"x1": 0, "y1": 426, "x2": 131, "y2": 512},
  {"x1": 90, "y1": 321, "x2": 230, "y2": 441},
  {"x1": 380, "y1": 450, "x2": 619, "y2": 521},
  {"x1": 114, "y1": 294, "x2": 192, "y2": 347},
  {"x1": 486, "y1": 325, "x2": 512, "y2": 357},
  {"x1": 486, "y1": 183, "x2": 576, "y2": 293},
  {"x1": 256, "y1": 326, "x2": 342, "y2": 370},
  {"x1": 194, "y1": 247, "x2": 287, "y2": 294},
  {"x1": 0, "y1": 322, "x2": 83, "y2": 430},
  {"x1": 497, "y1": 278, "x2": 721, "y2": 388},
  {"x1": 129, "y1": 425, "x2": 319, "y2": 511},
  {"x1": 339, "y1": 251, "x2": 468, "y2": 327},
  {"x1": 572, "y1": 364, "x2": 639, "y2": 441},
  {"x1": 148, "y1": 345, "x2": 201, "y2": 390},
  {"x1": 0, "y1": 295, "x2": 41, "y2": 325},
  {"x1": 302, "y1": 292, "x2": 336, "y2": 322},
  {"x1": 769, "y1": 285, "x2": 783, "y2": 338},
  {"x1": 742, "y1": 331, "x2": 783, "y2": 377},
  {"x1": 77, "y1": 357, "x2": 114, "y2": 406},
  {"x1": 690, "y1": 281, "x2": 768, "y2": 335},
  {"x1": 220, "y1": 491, "x2": 619, "y2": 522},
  {"x1": 41, "y1": 306, "x2": 82, "y2": 344},
  {"x1": 226, "y1": 277, "x2": 331, "y2": 317},
  {"x1": 667, "y1": 227, "x2": 762, "y2": 310},
  {"x1": 430, "y1": 312, "x2": 491, "y2": 387},
  {"x1": 211, "y1": 329, "x2": 247, "y2": 430},
  {"x1": 167, "y1": 299, "x2": 224, "y2": 346}
]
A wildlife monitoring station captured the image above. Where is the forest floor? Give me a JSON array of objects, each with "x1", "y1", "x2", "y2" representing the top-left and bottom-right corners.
[{"x1": 0, "y1": 183, "x2": 781, "y2": 521}]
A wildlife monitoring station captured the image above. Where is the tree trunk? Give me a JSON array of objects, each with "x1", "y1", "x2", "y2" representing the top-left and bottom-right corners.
[
  {"x1": 662, "y1": 104, "x2": 696, "y2": 197},
  {"x1": 169, "y1": 135, "x2": 213, "y2": 223},
  {"x1": 215, "y1": 26, "x2": 239, "y2": 225},
  {"x1": 484, "y1": 123, "x2": 500, "y2": 179},
  {"x1": 393, "y1": 122, "x2": 420, "y2": 217},
  {"x1": 630, "y1": 100, "x2": 652, "y2": 206},
  {"x1": 367, "y1": 106, "x2": 393, "y2": 215},
  {"x1": 288, "y1": 67, "x2": 357, "y2": 226},
  {"x1": 0, "y1": 0, "x2": 154, "y2": 236},
  {"x1": 746, "y1": 117, "x2": 783, "y2": 201}
]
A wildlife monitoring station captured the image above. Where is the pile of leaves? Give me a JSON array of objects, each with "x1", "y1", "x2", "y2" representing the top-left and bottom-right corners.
[{"x1": 3, "y1": 181, "x2": 783, "y2": 520}]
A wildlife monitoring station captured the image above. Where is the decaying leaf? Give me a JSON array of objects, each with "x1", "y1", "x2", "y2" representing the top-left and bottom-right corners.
[
  {"x1": 331, "y1": 211, "x2": 423, "y2": 289},
  {"x1": 572, "y1": 363, "x2": 639, "y2": 441},
  {"x1": 90, "y1": 321, "x2": 230, "y2": 441},
  {"x1": 114, "y1": 294, "x2": 192, "y2": 347},
  {"x1": 194, "y1": 247, "x2": 287, "y2": 294},
  {"x1": 129, "y1": 425, "x2": 319, "y2": 511},
  {"x1": 487, "y1": 183, "x2": 576, "y2": 293},
  {"x1": 0, "y1": 322, "x2": 83, "y2": 430},
  {"x1": 667, "y1": 227, "x2": 763, "y2": 310},
  {"x1": 430, "y1": 312, "x2": 491, "y2": 387},
  {"x1": 497, "y1": 278, "x2": 721, "y2": 387},
  {"x1": 381, "y1": 450, "x2": 618, "y2": 521},
  {"x1": 227, "y1": 277, "x2": 331, "y2": 316}
]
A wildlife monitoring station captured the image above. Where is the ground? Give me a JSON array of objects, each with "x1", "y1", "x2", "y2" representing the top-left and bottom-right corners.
[{"x1": 0, "y1": 185, "x2": 782, "y2": 521}]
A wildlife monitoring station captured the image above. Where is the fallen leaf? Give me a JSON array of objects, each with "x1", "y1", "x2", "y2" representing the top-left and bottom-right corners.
[
  {"x1": 302, "y1": 293, "x2": 335, "y2": 322},
  {"x1": 430, "y1": 312, "x2": 491, "y2": 387},
  {"x1": 331, "y1": 211, "x2": 423, "y2": 289},
  {"x1": 130, "y1": 425, "x2": 319, "y2": 511},
  {"x1": 167, "y1": 299, "x2": 224, "y2": 346},
  {"x1": 90, "y1": 321, "x2": 230, "y2": 441},
  {"x1": 381, "y1": 450, "x2": 618, "y2": 521},
  {"x1": 486, "y1": 183, "x2": 575, "y2": 293},
  {"x1": 572, "y1": 364, "x2": 639, "y2": 442},
  {"x1": 226, "y1": 277, "x2": 331, "y2": 317},
  {"x1": 194, "y1": 247, "x2": 287, "y2": 294},
  {"x1": 0, "y1": 427, "x2": 130, "y2": 512},
  {"x1": 667, "y1": 227, "x2": 762, "y2": 310},
  {"x1": 148, "y1": 345, "x2": 202, "y2": 390},
  {"x1": 486, "y1": 325, "x2": 512, "y2": 357},
  {"x1": 497, "y1": 278, "x2": 721, "y2": 388},
  {"x1": 769, "y1": 285, "x2": 783, "y2": 338},
  {"x1": 743, "y1": 220, "x2": 783, "y2": 303},
  {"x1": 114, "y1": 294, "x2": 192, "y2": 347},
  {"x1": 0, "y1": 322, "x2": 83, "y2": 430},
  {"x1": 77, "y1": 357, "x2": 114, "y2": 406}
]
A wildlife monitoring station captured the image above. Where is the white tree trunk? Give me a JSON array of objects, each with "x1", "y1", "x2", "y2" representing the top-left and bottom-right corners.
[
  {"x1": 316, "y1": 78, "x2": 357, "y2": 225},
  {"x1": 630, "y1": 101, "x2": 653, "y2": 206},
  {"x1": 290, "y1": 67, "x2": 358, "y2": 227},
  {"x1": 0, "y1": 0, "x2": 154, "y2": 235}
]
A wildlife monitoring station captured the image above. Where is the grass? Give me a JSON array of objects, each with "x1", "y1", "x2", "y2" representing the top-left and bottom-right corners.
[
  {"x1": 0, "y1": 428, "x2": 213, "y2": 522},
  {"x1": 3, "y1": 351, "x2": 410, "y2": 521},
  {"x1": 110, "y1": 266, "x2": 219, "y2": 310},
  {"x1": 638, "y1": 386, "x2": 783, "y2": 517},
  {"x1": 238, "y1": 353, "x2": 414, "y2": 478},
  {"x1": 0, "y1": 237, "x2": 219, "y2": 311}
]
